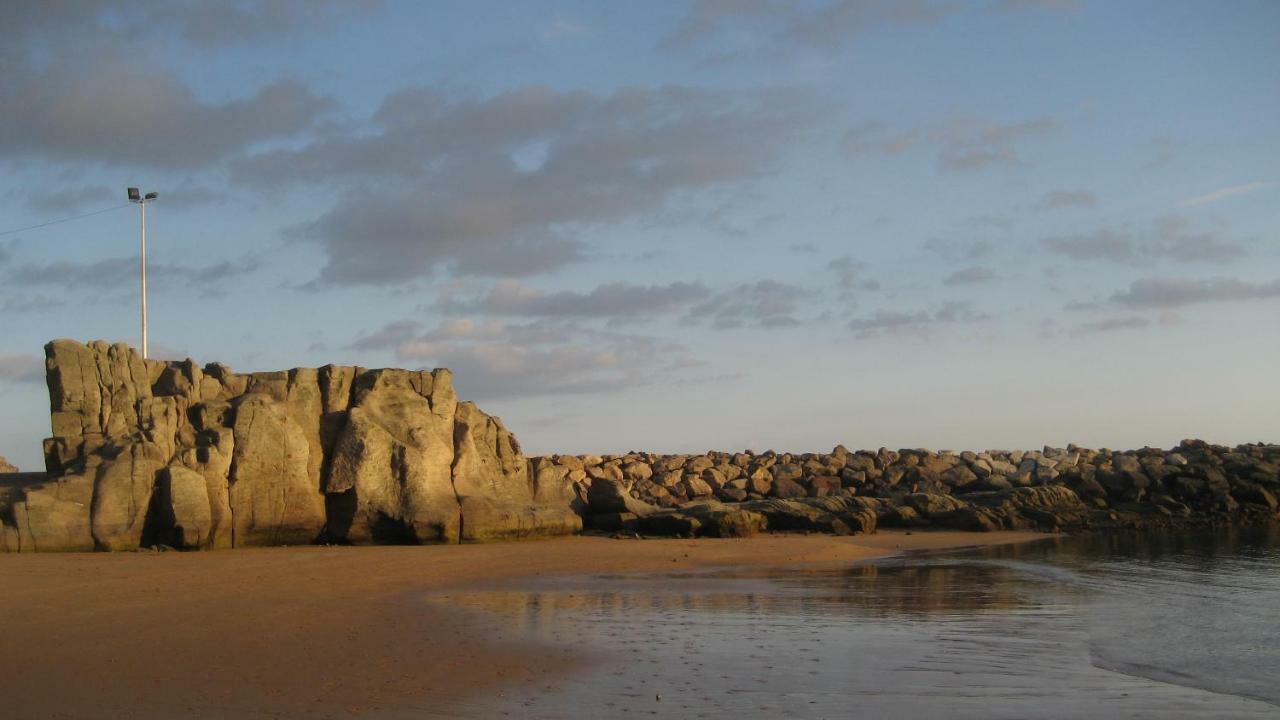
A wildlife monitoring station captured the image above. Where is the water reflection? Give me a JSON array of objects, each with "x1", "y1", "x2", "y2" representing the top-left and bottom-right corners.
[{"x1": 426, "y1": 526, "x2": 1280, "y2": 719}]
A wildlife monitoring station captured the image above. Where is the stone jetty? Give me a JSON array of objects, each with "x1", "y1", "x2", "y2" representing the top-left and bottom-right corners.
[{"x1": 539, "y1": 441, "x2": 1279, "y2": 537}]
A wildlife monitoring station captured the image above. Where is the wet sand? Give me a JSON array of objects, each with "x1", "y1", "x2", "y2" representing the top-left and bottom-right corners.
[
  {"x1": 0, "y1": 531, "x2": 1044, "y2": 719},
  {"x1": 439, "y1": 531, "x2": 1280, "y2": 719}
]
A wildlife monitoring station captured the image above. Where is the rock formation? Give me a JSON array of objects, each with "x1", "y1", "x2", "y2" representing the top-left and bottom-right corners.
[
  {"x1": 0, "y1": 340, "x2": 580, "y2": 552},
  {"x1": 2, "y1": 339, "x2": 1276, "y2": 552},
  {"x1": 539, "y1": 441, "x2": 1279, "y2": 537}
]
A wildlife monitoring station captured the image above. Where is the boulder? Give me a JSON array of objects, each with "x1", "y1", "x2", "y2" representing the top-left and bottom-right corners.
[
  {"x1": 451, "y1": 402, "x2": 581, "y2": 541},
  {"x1": 9, "y1": 474, "x2": 95, "y2": 552},
  {"x1": 770, "y1": 477, "x2": 807, "y2": 499},
  {"x1": 681, "y1": 475, "x2": 714, "y2": 498},
  {"x1": 229, "y1": 394, "x2": 327, "y2": 546},
  {"x1": 91, "y1": 441, "x2": 166, "y2": 551},
  {"x1": 587, "y1": 477, "x2": 657, "y2": 517},
  {"x1": 154, "y1": 466, "x2": 213, "y2": 549},
  {"x1": 809, "y1": 476, "x2": 842, "y2": 497},
  {"x1": 904, "y1": 493, "x2": 966, "y2": 518}
]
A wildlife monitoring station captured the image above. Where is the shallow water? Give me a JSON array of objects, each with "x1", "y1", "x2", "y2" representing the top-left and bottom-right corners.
[{"x1": 427, "y1": 526, "x2": 1280, "y2": 719}]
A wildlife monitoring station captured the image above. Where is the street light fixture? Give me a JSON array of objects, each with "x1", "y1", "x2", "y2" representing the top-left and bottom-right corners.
[{"x1": 127, "y1": 187, "x2": 159, "y2": 359}]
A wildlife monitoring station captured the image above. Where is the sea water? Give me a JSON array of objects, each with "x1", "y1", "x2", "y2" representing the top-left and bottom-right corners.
[{"x1": 429, "y1": 526, "x2": 1280, "y2": 719}]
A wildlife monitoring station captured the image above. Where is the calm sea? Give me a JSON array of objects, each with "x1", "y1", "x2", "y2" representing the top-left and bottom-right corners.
[{"x1": 429, "y1": 526, "x2": 1280, "y2": 719}]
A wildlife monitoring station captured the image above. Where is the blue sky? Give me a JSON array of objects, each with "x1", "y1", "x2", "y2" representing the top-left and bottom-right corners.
[{"x1": 1, "y1": 0, "x2": 1277, "y2": 469}]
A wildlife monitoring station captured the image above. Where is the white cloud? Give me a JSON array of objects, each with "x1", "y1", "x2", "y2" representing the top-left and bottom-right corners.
[{"x1": 1178, "y1": 182, "x2": 1271, "y2": 208}]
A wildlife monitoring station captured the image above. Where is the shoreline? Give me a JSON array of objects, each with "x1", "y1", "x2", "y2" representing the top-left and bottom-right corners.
[{"x1": 0, "y1": 530, "x2": 1046, "y2": 719}]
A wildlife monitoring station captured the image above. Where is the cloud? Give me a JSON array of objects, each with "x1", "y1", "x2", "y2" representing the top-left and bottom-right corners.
[
  {"x1": 355, "y1": 318, "x2": 694, "y2": 399},
  {"x1": 1, "y1": 70, "x2": 334, "y2": 168},
  {"x1": 943, "y1": 266, "x2": 996, "y2": 285},
  {"x1": 438, "y1": 279, "x2": 711, "y2": 323},
  {"x1": 664, "y1": 0, "x2": 1078, "y2": 64},
  {"x1": 1149, "y1": 215, "x2": 1246, "y2": 263},
  {"x1": 1069, "y1": 316, "x2": 1149, "y2": 335},
  {"x1": 9, "y1": 255, "x2": 260, "y2": 290},
  {"x1": 245, "y1": 84, "x2": 823, "y2": 284},
  {"x1": 20, "y1": 185, "x2": 116, "y2": 214},
  {"x1": 1179, "y1": 182, "x2": 1271, "y2": 208},
  {"x1": 148, "y1": 1, "x2": 380, "y2": 50},
  {"x1": 665, "y1": 0, "x2": 956, "y2": 54},
  {"x1": 0, "y1": 353, "x2": 43, "y2": 383},
  {"x1": 0, "y1": 5, "x2": 338, "y2": 169},
  {"x1": 0, "y1": 1, "x2": 377, "y2": 51},
  {"x1": 923, "y1": 237, "x2": 995, "y2": 261},
  {"x1": 1044, "y1": 229, "x2": 1136, "y2": 261},
  {"x1": 1109, "y1": 277, "x2": 1280, "y2": 309},
  {"x1": 1037, "y1": 189, "x2": 1097, "y2": 210},
  {"x1": 684, "y1": 280, "x2": 815, "y2": 328},
  {"x1": 1043, "y1": 217, "x2": 1245, "y2": 264},
  {"x1": 346, "y1": 320, "x2": 423, "y2": 351},
  {"x1": 2, "y1": 295, "x2": 66, "y2": 313},
  {"x1": 661, "y1": 0, "x2": 798, "y2": 51},
  {"x1": 785, "y1": 0, "x2": 953, "y2": 49},
  {"x1": 997, "y1": 0, "x2": 1081, "y2": 10},
  {"x1": 828, "y1": 256, "x2": 880, "y2": 292},
  {"x1": 845, "y1": 117, "x2": 1057, "y2": 171},
  {"x1": 847, "y1": 301, "x2": 988, "y2": 336}
]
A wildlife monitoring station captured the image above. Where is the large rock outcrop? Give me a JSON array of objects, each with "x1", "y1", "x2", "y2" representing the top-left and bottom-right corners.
[{"x1": 0, "y1": 340, "x2": 580, "y2": 552}]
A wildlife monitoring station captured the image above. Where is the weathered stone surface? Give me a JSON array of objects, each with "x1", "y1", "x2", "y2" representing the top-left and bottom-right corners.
[
  {"x1": 325, "y1": 381, "x2": 460, "y2": 544},
  {"x1": 452, "y1": 402, "x2": 581, "y2": 541},
  {"x1": 91, "y1": 441, "x2": 166, "y2": 551},
  {"x1": 229, "y1": 394, "x2": 327, "y2": 546},
  {"x1": 8, "y1": 473, "x2": 95, "y2": 552},
  {"x1": 11, "y1": 339, "x2": 578, "y2": 551},
  {"x1": 155, "y1": 466, "x2": 213, "y2": 549},
  {"x1": 587, "y1": 477, "x2": 657, "y2": 517},
  {"x1": 770, "y1": 477, "x2": 807, "y2": 499}
]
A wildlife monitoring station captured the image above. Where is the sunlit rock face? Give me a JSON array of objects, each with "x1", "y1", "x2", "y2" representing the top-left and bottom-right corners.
[{"x1": 0, "y1": 339, "x2": 580, "y2": 552}]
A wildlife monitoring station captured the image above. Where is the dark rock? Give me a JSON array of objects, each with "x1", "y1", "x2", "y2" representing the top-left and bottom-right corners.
[
  {"x1": 588, "y1": 477, "x2": 658, "y2": 517},
  {"x1": 808, "y1": 476, "x2": 842, "y2": 497},
  {"x1": 638, "y1": 512, "x2": 702, "y2": 536},
  {"x1": 770, "y1": 477, "x2": 807, "y2": 499},
  {"x1": 590, "y1": 512, "x2": 640, "y2": 532}
]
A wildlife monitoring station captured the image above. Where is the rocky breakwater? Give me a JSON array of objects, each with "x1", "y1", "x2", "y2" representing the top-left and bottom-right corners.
[
  {"x1": 0, "y1": 340, "x2": 580, "y2": 552},
  {"x1": 536, "y1": 441, "x2": 1280, "y2": 538}
]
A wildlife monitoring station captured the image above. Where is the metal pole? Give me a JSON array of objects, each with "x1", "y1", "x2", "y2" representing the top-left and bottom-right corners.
[{"x1": 140, "y1": 201, "x2": 148, "y2": 359}]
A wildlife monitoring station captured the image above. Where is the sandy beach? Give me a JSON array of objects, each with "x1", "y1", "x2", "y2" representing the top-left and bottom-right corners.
[{"x1": 0, "y1": 531, "x2": 1046, "y2": 719}]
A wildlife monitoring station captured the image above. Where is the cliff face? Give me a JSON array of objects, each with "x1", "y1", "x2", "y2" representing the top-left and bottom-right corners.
[{"x1": 0, "y1": 340, "x2": 580, "y2": 552}]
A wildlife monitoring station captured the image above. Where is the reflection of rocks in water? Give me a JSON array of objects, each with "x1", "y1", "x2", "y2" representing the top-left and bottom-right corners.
[
  {"x1": 430, "y1": 554, "x2": 1076, "y2": 635},
  {"x1": 442, "y1": 533, "x2": 1280, "y2": 719},
  {"x1": 801, "y1": 562, "x2": 1038, "y2": 617}
]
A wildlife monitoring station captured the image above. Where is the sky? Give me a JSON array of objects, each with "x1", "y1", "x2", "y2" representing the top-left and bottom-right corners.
[{"x1": 1, "y1": 0, "x2": 1278, "y2": 470}]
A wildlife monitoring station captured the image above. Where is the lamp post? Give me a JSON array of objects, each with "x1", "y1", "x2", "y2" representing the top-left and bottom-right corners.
[{"x1": 127, "y1": 187, "x2": 159, "y2": 359}]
